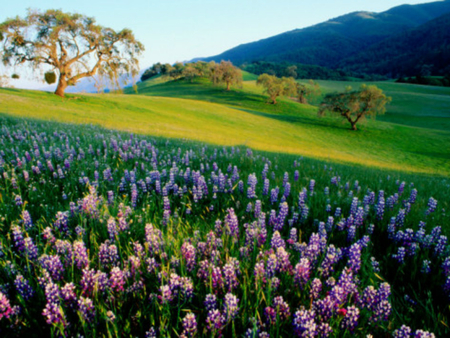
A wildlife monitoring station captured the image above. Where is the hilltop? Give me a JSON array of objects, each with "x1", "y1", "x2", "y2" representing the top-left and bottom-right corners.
[{"x1": 200, "y1": 1, "x2": 450, "y2": 77}]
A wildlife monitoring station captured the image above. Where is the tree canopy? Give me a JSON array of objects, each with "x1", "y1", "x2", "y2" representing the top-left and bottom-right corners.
[
  {"x1": 0, "y1": 9, "x2": 144, "y2": 97},
  {"x1": 256, "y1": 74, "x2": 297, "y2": 104},
  {"x1": 318, "y1": 85, "x2": 391, "y2": 130}
]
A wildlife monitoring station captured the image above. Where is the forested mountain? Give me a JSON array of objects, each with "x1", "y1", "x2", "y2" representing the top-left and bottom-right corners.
[
  {"x1": 200, "y1": 1, "x2": 450, "y2": 76},
  {"x1": 338, "y1": 12, "x2": 450, "y2": 77}
]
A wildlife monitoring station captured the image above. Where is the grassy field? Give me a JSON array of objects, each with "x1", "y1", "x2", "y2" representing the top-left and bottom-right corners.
[{"x1": 1, "y1": 76, "x2": 449, "y2": 176}]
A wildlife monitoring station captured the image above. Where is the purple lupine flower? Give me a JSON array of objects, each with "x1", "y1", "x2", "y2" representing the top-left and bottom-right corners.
[
  {"x1": 294, "y1": 258, "x2": 311, "y2": 288},
  {"x1": 223, "y1": 263, "x2": 239, "y2": 291},
  {"x1": 78, "y1": 296, "x2": 95, "y2": 322},
  {"x1": 310, "y1": 278, "x2": 322, "y2": 300},
  {"x1": 225, "y1": 208, "x2": 239, "y2": 239},
  {"x1": 181, "y1": 313, "x2": 197, "y2": 337},
  {"x1": 393, "y1": 247, "x2": 406, "y2": 264},
  {"x1": 371, "y1": 257, "x2": 380, "y2": 273},
  {"x1": 265, "y1": 306, "x2": 277, "y2": 324},
  {"x1": 293, "y1": 307, "x2": 317, "y2": 337},
  {"x1": 204, "y1": 294, "x2": 217, "y2": 311},
  {"x1": 270, "y1": 188, "x2": 278, "y2": 204},
  {"x1": 347, "y1": 243, "x2": 361, "y2": 273},
  {"x1": 206, "y1": 309, "x2": 225, "y2": 332},
  {"x1": 276, "y1": 247, "x2": 292, "y2": 273},
  {"x1": 413, "y1": 330, "x2": 436, "y2": 337},
  {"x1": 145, "y1": 223, "x2": 164, "y2": 255},
  {"x1": 271, "y1": 231, "x2": 285, "y2": 249},
  {"x1": 394, "y1": 325, "x2": 412, "y2": 338},
  {"x1": 421, "y1": 260, "x2": 431, "y2": 274},
  {"x1": 181, "y1": 242, "x2": 196, "y2": 272},
  {"x1": 309, "y1": 179, "x2": 315, "y2": 194},
  {"x1": 40, "y1": 254, "x2": 64, "y2": 280},
  {"x1": 425, "y1": 197, "x2": 438, "y2": 215},
  {"x1": 15, "y1": 194, "x2": 23, "y2": 206},
  {"x1": 11, "y1": 225, "x2": 25, "y2": 252},
  {"x1": 60, "y1": 283, "x2": 77, "y2": 305},
  {"x1": 22, "y1": 210, "x2": 33, "y2": 229},
  {"x1": 109, "y1": 267, "x2": 126, "y2": 292},
  {"x1": 340, "y1": 305, "x2": 359, "y2": 331},
  {"x1": 211, "y1": 266, "x2": 224, "y2": 290},
  {"x1": 73, "y1": 240, "x2": 89, "y2": 269},
  {"x1": 223, "y1": 293, "x2": 239, "y2": 321},
  {"x1": 24, "y1": 237, "x2": 38, "y2": 261},
  {"x1": 263, "y1": 179, "x2": 270, "y2": 196},
  {"x1": 317, "y1": 323, "x2": 332, "y2": 337},
  {"x1": 269, "y1": 296, "x2": 289, "y2": 322},
  {"x1": 275, "y1": 202, "x2": 289, "y2": 231},
  {"x1": 409, "y1": 189, "x2": 418, "y2": 204},
  {"x1": 14, "y1": 275, "x2": 34, "y2": 301},
  {"x1": 180, "y1": 277, "x2": 194, "y2": 300},
  {"x1": 107, "y1": 217, "x2": 118, "y2": 241},
  {"x1": 320, "y1": 245, "x2": 340, "y2": 278},
  {"x1": 42, "y1": 301, "x2": 67, "y2": 326},
  {"x1": 266, "y1": 254, "x2": 278, "y2": 279}
]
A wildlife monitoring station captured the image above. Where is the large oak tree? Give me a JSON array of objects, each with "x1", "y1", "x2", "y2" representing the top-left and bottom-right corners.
[
  {"x1": 318, "y1": 85, "x2": 391, "y2": 130},
  {"x1": 0, "y1": 9, "x2": 144, "y2": 97}
]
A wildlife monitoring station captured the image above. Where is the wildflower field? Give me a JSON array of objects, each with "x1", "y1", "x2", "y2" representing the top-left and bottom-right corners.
[{"x1": 0, "y1": 116, "x2": 449, "y2": 337}]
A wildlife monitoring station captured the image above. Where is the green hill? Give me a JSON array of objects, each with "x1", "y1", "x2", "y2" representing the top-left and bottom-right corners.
[
  {"x1": 200, "y1": 1, "x2": 450, "y2": 76},
  {"x1": 338, "y1": 12, "x2": 450, "y2": 77},
  {"x1": 1, "y1": 77, "x2": 449, "y2": 176}
]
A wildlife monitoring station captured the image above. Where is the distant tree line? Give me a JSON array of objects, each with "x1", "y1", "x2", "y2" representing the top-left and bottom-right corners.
[
  {"x1": 239, "y1": 61, "x2": 387, "y2": 81},
  {"x1": 141, "y1": 60, "x2": 242, "y2": 90},
  {"x1": 396, "y1": 74, "x2": 450, "y2": 87}
]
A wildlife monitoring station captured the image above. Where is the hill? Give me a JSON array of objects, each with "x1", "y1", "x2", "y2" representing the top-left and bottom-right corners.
[
  {"x1": 338, "y1": 12, "x2": 450, "y2": 77},
  {"x1": 1, "y1": 77, "x2": 449, "y2": 176},
  {"x1": 200, "y1": 1, "x2": 450, "y2": 75}
]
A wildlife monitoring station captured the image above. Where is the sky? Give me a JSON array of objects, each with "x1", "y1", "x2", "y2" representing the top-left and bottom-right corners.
[{"x1": 0, "y1": 0, "x2": 441, "y2": 89}]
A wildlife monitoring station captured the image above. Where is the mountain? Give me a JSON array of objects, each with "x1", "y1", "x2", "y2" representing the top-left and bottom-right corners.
[
  {"x1": 201, "y1": 1, "x2": 450, "y2": 73},
  {"x1": 338, "y1": 12, "x2": 450, "y2": 77}
]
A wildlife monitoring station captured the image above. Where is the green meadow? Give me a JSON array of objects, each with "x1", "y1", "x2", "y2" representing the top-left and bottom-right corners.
[{"x1": 0, "y1": 74, "x2": 449, "y2": 177}]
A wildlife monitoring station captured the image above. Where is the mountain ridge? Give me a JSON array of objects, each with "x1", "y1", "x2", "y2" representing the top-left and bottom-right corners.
[{"x1": 199, "y1": 1, "x2": 450, "y2": 75}]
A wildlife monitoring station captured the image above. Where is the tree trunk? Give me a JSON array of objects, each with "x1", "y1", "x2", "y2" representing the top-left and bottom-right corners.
[
  {"x1": 226, "y1": 81, "x2": 231, "y2": 91},
  {"x1": 55, "y1": 76, "x2": 67, "y2": 97},
  {"x1": 351, "y1": 121, "x2": 357, "y2": 130}
]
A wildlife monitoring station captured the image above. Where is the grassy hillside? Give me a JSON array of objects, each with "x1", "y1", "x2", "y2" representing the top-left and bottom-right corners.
[
  {"x1": 1, "y1": 78, "x2": 449, "y2": 176},
  {"x1": 316, "y1": 80, "x2": 450, "y2": 131}
]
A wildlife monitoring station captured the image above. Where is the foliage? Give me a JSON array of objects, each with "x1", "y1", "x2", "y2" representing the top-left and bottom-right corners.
[
  {"x1": 256, "y1": 74, "x2": 297, "y2": 104},
  {"x1": 0, "y1": 9, "x2": 144, "y2": 97},
  {"x1": 297, "y1": 80, "x2": 321, "y2": 104},
  {"x1": 396, "y1": 75, "x2": 450, "y2": 87},
  {"x1": 0, "y1": 116, "x2": 448, "y2": 337},
  {"x1": 209, "y1": 60, "x2": 242, "y2": 90},
  {"x1": 44, "y1": 71, "x2": 57, "y2": 85},
  {"x1": 318, "y1": 85, "x2": 391, "y2": 130},
  {"x1": 0, "y1": 74, "x2": 12, "y2": 87}
]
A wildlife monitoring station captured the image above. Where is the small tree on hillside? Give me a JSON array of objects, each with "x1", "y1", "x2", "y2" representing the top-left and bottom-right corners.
[
  {"x1": 0, "y1": 9, "x2": 144, "y2": 97},
  {"x1": 182, "y1": 63, "x2": 201, "y2": 82},
  {"x1": 318, "y1": 84, "x2": 391, "y2": 130},
  {"x1": 209, "y1": 60, "x2": 242, "y2": 91},
  {"x1": 256, "y1": 74, "x2": 297, "y2": 104},
  {"x1": 297, "y1": 80, "x2": 321, "y2": 104}
]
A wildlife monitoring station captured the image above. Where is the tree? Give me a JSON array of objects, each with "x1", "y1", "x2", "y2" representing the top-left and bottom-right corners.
[
  {"x1": 0, "y1": 9, "x2": 144, "y2": 97},
  {"x1": 209, "y1": 60, "x2": 242, "y2": 91},
  {"x1": 297, "y1": 80, "x2": 321, "y2": 104},
  {"x1": 168, "y1": 62, "x2": 184, "y2": 80},
  {"x1": 182, "y1": 63, "x2": 200, "y2": 82},
  {"x1": 318, "y1": 85, "x2": 391, "y2": 130},
  {"x1": 256, "y1": 73, "x2": 297, "y2": 104}
]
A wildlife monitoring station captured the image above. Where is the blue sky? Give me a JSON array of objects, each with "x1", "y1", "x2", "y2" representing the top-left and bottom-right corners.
[{"x1": 0, "y1": 0, "x2": 441, "y2": 88}]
